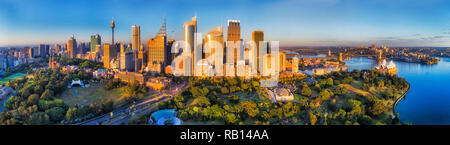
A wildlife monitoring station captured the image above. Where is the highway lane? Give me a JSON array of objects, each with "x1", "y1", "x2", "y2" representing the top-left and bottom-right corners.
[{"x1": 76, "y1": 83, "x2": 187, "y2": 125}]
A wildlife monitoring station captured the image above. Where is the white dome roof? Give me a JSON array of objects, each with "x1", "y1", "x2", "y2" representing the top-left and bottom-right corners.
[
  {"x1": 382, "y1": 59, "x2": 387, "y2": 67},
  {"x1": 387, "y1": 61, "x2": 396, "y2": 69}
]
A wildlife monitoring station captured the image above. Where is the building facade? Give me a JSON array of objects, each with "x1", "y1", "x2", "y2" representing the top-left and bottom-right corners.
[
  {"x1": 183, "y1": 16, "x2": 197, "y2": 76},
  {"x1": 90, "y1": 34, "x2": 101, "y2": 52},
  {"x1": 252, "y1": 30, "x2": 264, "y2": 73},
  {"x1": 67, "y1": 36, "x2": 77, "y2": 58},
  {"x1": 103, "y1": 44, "x2": 118, "y2": 69}
]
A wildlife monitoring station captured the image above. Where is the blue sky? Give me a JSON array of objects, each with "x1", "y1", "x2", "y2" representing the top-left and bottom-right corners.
[{"x1": 1, "y1": 0, "x2": 450, "y2": 47}]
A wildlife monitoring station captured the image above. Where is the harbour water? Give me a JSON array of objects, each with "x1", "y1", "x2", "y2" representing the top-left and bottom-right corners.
[{"x1": 345, "y1": 57, "x2": 450, "y2": 125}]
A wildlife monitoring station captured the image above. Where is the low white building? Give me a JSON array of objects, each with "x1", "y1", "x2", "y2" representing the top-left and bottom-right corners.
[{"x1": 274, "y1": 88, "x2": 294, "y2": 102}]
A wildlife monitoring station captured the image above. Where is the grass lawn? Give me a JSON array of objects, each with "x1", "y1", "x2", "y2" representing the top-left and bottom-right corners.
[
  {"x1": 60, "y1": 86, "x2": 124, "y2": 107},
  {"x1": 0, "y1": 73, "x2": 27, "y2": 85},
  {"x1": 339, "y1": 82, "x2": 371, "y2": 97},
  {"x1": 235, "y1": 92, "x2": 260, "y2": 102}
]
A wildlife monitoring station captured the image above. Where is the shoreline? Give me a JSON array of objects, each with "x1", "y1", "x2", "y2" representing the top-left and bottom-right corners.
[{"x1": 392, "y1": 82, "x2": 410, "y2": 121}]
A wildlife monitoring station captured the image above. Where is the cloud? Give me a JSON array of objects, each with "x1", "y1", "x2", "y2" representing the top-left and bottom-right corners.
[{"x1": 420, "y1": 35, "x2": 448, "y2": 40}]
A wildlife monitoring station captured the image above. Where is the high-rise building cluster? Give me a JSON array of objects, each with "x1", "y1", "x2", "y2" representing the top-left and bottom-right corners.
[{"x1": 32, "y1": 16, "x2": 292, "y2": 79}]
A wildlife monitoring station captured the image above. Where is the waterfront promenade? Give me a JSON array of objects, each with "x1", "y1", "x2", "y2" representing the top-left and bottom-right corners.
[{"x1": 392, "y1": 83, "x2": 410, "y2": 119}]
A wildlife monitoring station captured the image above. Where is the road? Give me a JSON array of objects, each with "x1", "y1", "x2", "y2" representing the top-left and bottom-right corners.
[
  {"x1": 265, "y1": 88, "x2": 276, "y2": 103},
  {"x1": 75, "y1": 83, "x2": 187, "y2": 125}
]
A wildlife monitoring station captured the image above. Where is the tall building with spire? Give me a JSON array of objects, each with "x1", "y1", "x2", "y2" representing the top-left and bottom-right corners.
[
  {"x1": 111, "y1": 20, "x2": 115, "y2": 44},
  {"x1": 67, "y1": 35, "x2": 77, "y2": 58},
  {"x1": 147, "y1": 19, "x2": 170, "y2": 73}
]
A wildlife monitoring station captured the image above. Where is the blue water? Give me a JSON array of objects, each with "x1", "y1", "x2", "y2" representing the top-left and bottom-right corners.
[
  {"x1": 150, "y1": 109, "x2": 182, "y2": 125},
  {"x1": 345, "y1": 57, "x2": 450, "y2": 125}
]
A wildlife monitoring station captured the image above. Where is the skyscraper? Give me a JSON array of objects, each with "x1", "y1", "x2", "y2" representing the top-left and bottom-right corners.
[
  {"x1": 67, "y1": 35, "x2": 77, "y2": 58},
  {"x1": 147, "y1": 20, "x2": 170, "y2": 73},
  {"x1": 279, "y1": 52, "x2": 286, "y2": 72},
  {"x1": 147, "y1": 36, "x2": 166, "y2": 72},
  {"x1": 227, "y1": 20, "x2": 240, "y2": 61},
  {"x1": 54, "y1": 44, "x2": 60, "y2": 55},
  {"x1": 252, "y1": 30, "x2": 264, "y2": 73},
  {"x1": 137, "y1": 45, "x2": 145, "y2": 72},
  {"x1": 227, "y1": 20, "x2": 241, "y2": 76},
  {"x1": 90, "y1": 34, "x2": 101, "y2": 52},
  {"x1": 27, "y1": 47, "x2": 34, "y2": 58},
  {"x1": 121, "y1": 51, "x2": 135, "y2": 72},
  {"x1": 103, "y1": 44, "x2": 118, "y2": 69},
  {"x1": 183, "y1": 16, "x2": 197, "y2": 75},
  {"x1": 292, "y1": 57, "x2": 299, "y2": 73},
  {"x1": 38, "y1": 44, "x2": 49, "y2": 57},
  {"x1": 132, "y1": 25, "x2": 140, "y2": 51},
  {"x1": 120, "y1": 44, "x2": 135, "y2": 72},
  {"x1": 227, "y1": 20, "x2": 240, "y2": 42},
  {"x1": 131, "y1": 25, "x2": 142, "y2": 71},
  {"x1": 204, "y1": 26, "x2": 224, "y2": 76},
  {"x1": 78, "y1": 42, "x2": 87, "y2": 55}
]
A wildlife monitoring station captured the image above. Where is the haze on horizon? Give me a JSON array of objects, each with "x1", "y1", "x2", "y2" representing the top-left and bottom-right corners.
[{"x1": 1, "y1": 0, "x2": 450, "y2": 47}]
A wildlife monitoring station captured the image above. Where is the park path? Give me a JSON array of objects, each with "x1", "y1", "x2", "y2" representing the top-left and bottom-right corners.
[{"x1": 392, "y1": 83, "x2": 410, "y2": 119}]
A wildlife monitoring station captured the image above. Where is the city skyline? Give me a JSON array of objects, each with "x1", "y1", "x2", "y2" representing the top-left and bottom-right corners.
[{"x1": 1, "y1": 0, "x2": 450, "y2": 47}]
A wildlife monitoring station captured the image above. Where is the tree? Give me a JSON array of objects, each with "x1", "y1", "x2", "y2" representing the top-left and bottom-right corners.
[
  {"x1": 174, "y1": 94, "x2": 185, "y2": 103},
  {"x1": 80, "y1": 61, "x2": 91, "y2": 69},
  {"x1": 368, "y1": 100, "x2": 385, "y2": 117},
  {"x1": 314, "y1": 83, "x2": 321, "y2": 91},
  {"x1": 3, "y1": 96, "x2": 15, "y2": 110},
  {"x1": 326, "y1": 78, "x2": 334, "y2": 87},
  {"x1": 65, "y1": 107, "x2": 78, "y2": 121},
  {"x1": 220, "y1": 87, "x2": 229, "y2": 94},
  {"x1": 33, "y1": 84, "x2": 44, "y2": 95},
  {"x1": 226, "y1": 113, "x2": 238, "y2": 124},
  {"x1": 100, "y1": 99, "x2": 114, "y2": 113},
  {"x1": 342, "y1": 77, "x2": 353, "y2": 84},
  {"x1": 377, "y1": 81, "x2": 385, "y2": 88},
  {"x1": 193, "y1": 96, "x2": 211, "y2": 107},
  {"x1": 40, "y1": 89, "x2": 54, "y2": 100},
  {"x1": 45, "y1": 107, "x2": 66, "y2": 122},
  {"x1": 24, "y1": 112, "x2": 51, "y2": 125},
  {"x1": 343, "y1": 99, "x2": 363, "y2": 117},
  {"x1": 27, "y1": 94, "x2": 40, "y2": 105},
  {"x1": 122, "y1": 81, "x2": 140, "y2": 103},
  {"x1": 334, "y1": 86, "x2": 348, "y2": 96},
  {"x1": 227, "y1": 95, "x2": 239, "y2": 103},
  {"x1": 301, "y1": 83, "x2": 312, "y2": 97},
  {"x1": 318, "y1": 89, "x2": 334, "y2": 101},
  {"x1": 282, "y1": 102, "x2": 298, "y2": 118},
  {"x1": 190, "y1": 86, "x2": 209, "y2": 98},
  {"x1": 240, "y1": 101, "x2": 259, "y2": 117},
  {"x1": 308, "y1": 111, "x2": 317, "y2": 125}
]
